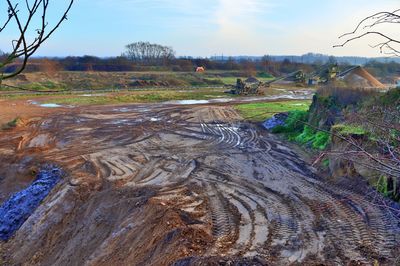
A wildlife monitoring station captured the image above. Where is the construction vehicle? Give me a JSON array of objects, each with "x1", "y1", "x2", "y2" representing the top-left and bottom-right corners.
[{"x1": 225, "y1": 70, "x2": 305, "y2": 95}]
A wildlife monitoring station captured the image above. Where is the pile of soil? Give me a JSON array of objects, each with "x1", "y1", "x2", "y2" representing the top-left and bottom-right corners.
[
  {"x1": 344, "y1": 67, "x2": 385, "y2": 88},
  {"x1": 245, "y1": 77, "x2": 260, "y2": 83}
]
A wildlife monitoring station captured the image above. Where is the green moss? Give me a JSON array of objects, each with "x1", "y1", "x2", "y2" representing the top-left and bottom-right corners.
[
  {"x1": 294, "y1": 126, "x2": 330, "y2": 150},
  {"x1": 295, "y1": 126, "x2": 315, "y2": 144},
  {"x1": 312, "y1": 131, "x2": 331, "y2": 150},
  {"x1": 375, "y1": 176, "x2": 399, "y2": 202},
  {"x1": 332, "y1": 124, "x2": 366, "y2": 136},
  {"x1": 376, "y1": 176, "x2": 390, "y2": 197},
  {"x1": 272, "y1": 111, "x2": 331, "y2": 151},
  {"x1": 322, "y1": 159, "x2": 330, "y2": 168}
]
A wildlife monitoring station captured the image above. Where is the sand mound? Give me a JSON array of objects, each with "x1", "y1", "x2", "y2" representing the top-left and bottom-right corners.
[{"x1": 344, "y1": 67, "x2": 385, "y2": 89}]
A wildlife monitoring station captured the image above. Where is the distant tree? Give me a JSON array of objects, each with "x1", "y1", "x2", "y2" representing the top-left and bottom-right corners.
[
  {"x1": 123, "y1": 42, "x2": 175, "y2": 66},
  {"x1": 224, "y1": 57, "x2": 240, "y2": 70},
  {"x1": 241, "y1": 59, "x2": 256, "y2": 77},
  {"x1": 0, "y1": 0, "x2": 74, "y2": 84},
  {"x1": 335, "y1": 9, "x2": 400, "y2": 56},
  {"x1": 328, "y1": 56, "x2": 338, "y2": 65},
  {"x1": 261, "y1": 55, "x2": 271, "y2": 73}
]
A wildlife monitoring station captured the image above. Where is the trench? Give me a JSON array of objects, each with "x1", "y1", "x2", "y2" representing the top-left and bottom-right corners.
[{"x1": 0, "y1": 165, "x2": 63, "y2": 241}]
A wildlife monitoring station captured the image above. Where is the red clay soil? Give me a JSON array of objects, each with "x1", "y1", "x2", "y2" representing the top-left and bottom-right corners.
[{"x1": 0, "y1": 99, "x2": 61, "y2": 125}]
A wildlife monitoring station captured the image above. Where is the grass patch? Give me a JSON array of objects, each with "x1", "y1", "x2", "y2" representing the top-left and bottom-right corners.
[
  {"x1": 45, "y1": 89, "x2": 229, "y2": 105},
  {"x1": 22, "y1": 81, "x2": 67, "y2": 92},
  {"x1": 332, "y1": 124, "x2": 366, "y2": 136},
  {"x1": 235, "y1": 100, "x2": 311, "y2": 122}
]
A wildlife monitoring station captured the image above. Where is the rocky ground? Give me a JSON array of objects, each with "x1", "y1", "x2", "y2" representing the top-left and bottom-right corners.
[{"x1": 0, "y1": 102, "x2": 399, "y2": 265}]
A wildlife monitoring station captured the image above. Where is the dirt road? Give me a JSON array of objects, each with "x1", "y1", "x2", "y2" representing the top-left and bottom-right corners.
[{"x1": 0, "y1": 103, "x2": 399, "y2": 265}]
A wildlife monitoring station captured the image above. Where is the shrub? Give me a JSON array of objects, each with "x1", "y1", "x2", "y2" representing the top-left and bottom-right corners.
[{"x1": 379, "y1": 88, "x2": 400, "y2": 106}]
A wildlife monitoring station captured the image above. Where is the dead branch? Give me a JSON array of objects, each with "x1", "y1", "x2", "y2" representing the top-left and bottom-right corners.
[
  {"x1": 0, "y1": 0, "x2": 74, "y2": 83},
  {"x1": 334, "y1": 9, "x2": 400, "y2": 56}
]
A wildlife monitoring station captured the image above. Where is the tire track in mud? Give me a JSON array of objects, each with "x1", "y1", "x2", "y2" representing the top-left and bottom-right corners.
[
  {"x1": 192, "y1": 106, "x2": 399, "y2": 264},
  {"x1": 4, "y1": 104, "x2": 399, "y2": 265}
]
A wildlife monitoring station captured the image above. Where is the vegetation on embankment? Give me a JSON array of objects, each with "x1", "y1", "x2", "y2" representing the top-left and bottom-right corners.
[
  {"x1": 271, "y1": 111, "x2": 331, "y2": 150},
  {"x1": 235, "y1": 99, "x2": 329, "y2": 150},
  {"x1": 270, "y1": 86, "x2": 400, "y2": 202}
]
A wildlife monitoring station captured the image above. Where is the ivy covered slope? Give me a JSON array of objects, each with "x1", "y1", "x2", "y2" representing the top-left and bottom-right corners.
[{"x1": 269, "y1": 87, "x2": 400, "y2": 202}]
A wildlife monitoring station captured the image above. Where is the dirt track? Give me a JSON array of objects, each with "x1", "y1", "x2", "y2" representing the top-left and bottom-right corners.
[{"x1": 0, "y1": 103, "x2": 399, "y2": 265}]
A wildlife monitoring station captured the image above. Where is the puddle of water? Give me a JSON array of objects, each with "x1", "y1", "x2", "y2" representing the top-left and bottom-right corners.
[
  {"x1": 81, "y1": 94, "x2": 105, "y2": 97},
  {"x1": 28, "y1": 100, "x2": 73, "y2": 108},
  {"x1": 113, "y1": 107, "x2": 131, "y2": 113},
  {"x1": 39, "y1": 103, "x2": 62, "y2": 108},
  {"x1": 0, "y1": 166, "x2": 62, "y2": 241},
  {"x1": 27, "y1": 100, "x2": 39, "y2": 105},
  {"x1": 174, "y1": 100, "x2": 210, "y2": 105},
  {"x1": 165, "y1": 91, "x2": 313, "y2": 106}
]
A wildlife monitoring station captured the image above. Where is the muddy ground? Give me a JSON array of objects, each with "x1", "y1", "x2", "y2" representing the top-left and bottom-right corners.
[{"x1": 0, "y1": 102, "x2": 399, "y2": 265}]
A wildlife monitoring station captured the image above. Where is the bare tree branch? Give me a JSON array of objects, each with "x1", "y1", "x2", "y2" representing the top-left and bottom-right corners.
[
  {"x1": 334, "y1": 9, "x2": 400, "y2": 56},
  {"x1": 0, "y1": 0, "x2": 74, "y2": 83}
]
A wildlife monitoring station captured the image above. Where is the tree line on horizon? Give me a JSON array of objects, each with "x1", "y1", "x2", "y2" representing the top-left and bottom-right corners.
[{"x1": 3, "y1": 50, "x2": 399, "y2": 81}]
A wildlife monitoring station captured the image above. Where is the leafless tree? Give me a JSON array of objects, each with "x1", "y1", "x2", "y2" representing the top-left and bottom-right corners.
[
  {"x1": 0, "y1": 0, "x2": 74, "y2": 84},
  {"x1": 334, "y1": 9, "x2": 400, "y2": 56},
  {"x1": 123, "y1": 42, "x2": 175, "y2": 66}
]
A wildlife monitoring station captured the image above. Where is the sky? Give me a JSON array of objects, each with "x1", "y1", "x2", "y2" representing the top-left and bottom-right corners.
[{"x1": 1, "y1": 0, "x2": 399, "y2": 57}]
